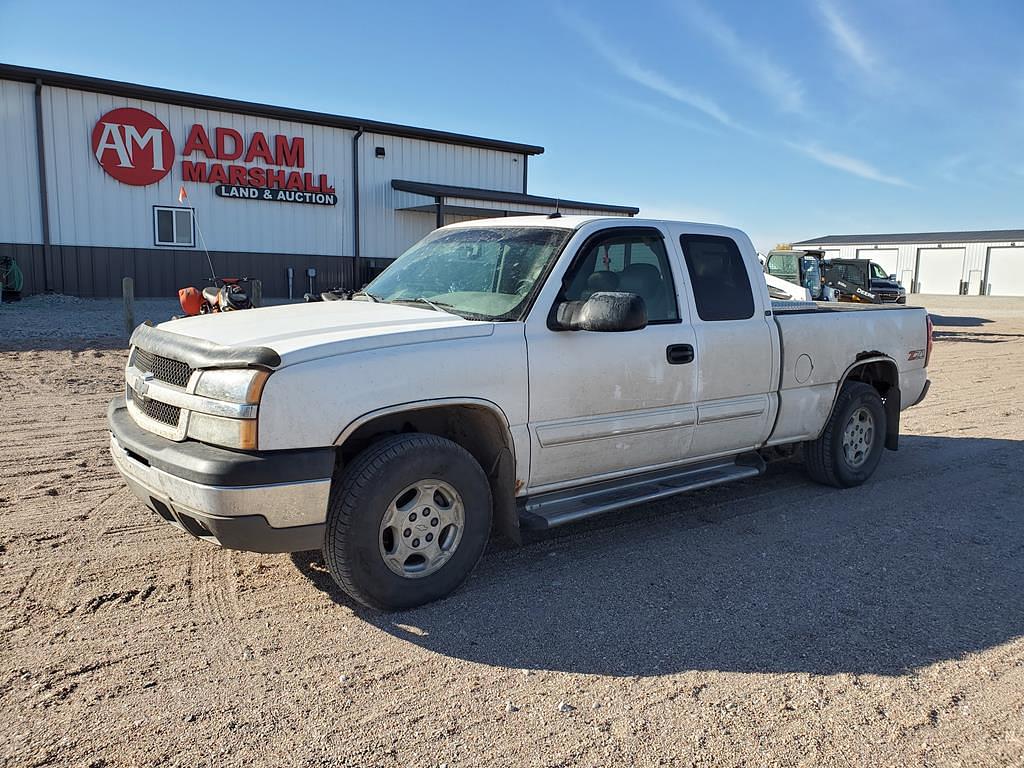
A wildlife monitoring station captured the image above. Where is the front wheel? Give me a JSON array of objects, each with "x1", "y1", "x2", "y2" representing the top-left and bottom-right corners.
[
  {"x1": 323, "y1": 433, "x2": 492, "y2": 611},
  {"x1": 804, "y1": 381, "x2": 887, "y2": 488}
]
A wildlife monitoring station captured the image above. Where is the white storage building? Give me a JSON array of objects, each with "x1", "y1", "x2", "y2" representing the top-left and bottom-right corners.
[
  {"x1": 0, "y1": 64, "x2": 637, "y2": 297},
  {"x1": 792, "y1": 230, "x2": 1024, "y2": 296}
]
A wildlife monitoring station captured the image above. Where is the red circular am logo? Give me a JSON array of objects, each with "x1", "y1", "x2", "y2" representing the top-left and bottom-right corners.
[{"x1": 91, "y1": 108, "x2": 174, "y2": 186}]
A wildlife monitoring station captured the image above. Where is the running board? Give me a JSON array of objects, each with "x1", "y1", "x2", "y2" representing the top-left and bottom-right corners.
[{"x1": 519, "y1": 454, "x2": 766, "y2": 530}]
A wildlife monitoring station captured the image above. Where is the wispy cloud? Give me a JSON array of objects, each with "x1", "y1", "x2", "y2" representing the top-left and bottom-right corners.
[
  {"x1": 786, "y1": 141, "x2": 912, "y2": 187},
  {"x1": 678, "y1": 0, "x2": 807, "y2": 114},
  {"x1": 815, "y1": 0, "x2": 879, "y2": 76},
  {"x1": 596, "y1": 90, "x2": 719, "y2": 135},
  {"x1": 559, "y1": 6, "x2": 908, "y2": 189},
  {"x1": 558, "y1": 8, "x2": 739, "y2": 130}
]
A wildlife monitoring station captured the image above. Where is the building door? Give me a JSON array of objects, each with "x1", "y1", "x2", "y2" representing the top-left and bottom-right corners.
[
  {"x1": 986, "y1": 247, "x2": 1024, "y2": 296},
  {"x1": 916, "y1": 248, "x2": 966, "y2": 295},
  {"x1": 857, "y1": 248, "x2": 899, "y2": 278}
]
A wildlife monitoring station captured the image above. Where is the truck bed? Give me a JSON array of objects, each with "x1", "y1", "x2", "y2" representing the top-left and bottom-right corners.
[{"x1": 766, "y1": 300, "x2": 930, "y2": 447}]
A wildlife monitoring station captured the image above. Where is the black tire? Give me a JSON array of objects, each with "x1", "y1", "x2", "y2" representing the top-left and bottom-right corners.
[
  {"x1": 804, "y1": 381, "x2": 887, "y2": 488},
  {"x1": 323, "y1": 433, "x2": 492, "y2": 611}
]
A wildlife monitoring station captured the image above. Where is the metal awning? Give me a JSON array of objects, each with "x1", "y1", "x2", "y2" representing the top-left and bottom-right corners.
[{"x1": 391, "y1": 179, "x2": 638, "y2": 224}]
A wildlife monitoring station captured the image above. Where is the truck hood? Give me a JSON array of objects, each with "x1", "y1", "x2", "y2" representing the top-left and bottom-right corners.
[{"x1": 156, "y1": 301, "x2": 494, "y2": 367}]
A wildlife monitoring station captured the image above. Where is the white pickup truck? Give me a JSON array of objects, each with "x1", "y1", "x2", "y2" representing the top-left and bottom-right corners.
[{"x1": 109, "y1": 216, "x2": 931, "y2": 610}]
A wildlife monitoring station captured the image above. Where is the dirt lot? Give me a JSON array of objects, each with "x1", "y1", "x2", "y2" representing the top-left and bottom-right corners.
[{"x1": 2, "y1": 294, "x2": 1023, "y2": 767}]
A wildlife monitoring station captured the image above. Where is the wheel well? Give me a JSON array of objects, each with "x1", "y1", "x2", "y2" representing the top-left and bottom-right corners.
[
  {"x1": 338, "y1": 404, "x2": 520, "y2": 543},
  {"x1": 839, "y1": 356, "x2": 901, "y2": 450},
  {"x1": 843, "y1": 357, "x2": 897, "y2": 397}
]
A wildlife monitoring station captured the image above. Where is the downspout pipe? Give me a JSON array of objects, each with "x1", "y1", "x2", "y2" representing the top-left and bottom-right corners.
[
  {"x1": 34, "y1": 78, "x2": 52, "y2": 292},
  {"x1": 352, "y1": 127, "x2": 364, "y2": 288}
]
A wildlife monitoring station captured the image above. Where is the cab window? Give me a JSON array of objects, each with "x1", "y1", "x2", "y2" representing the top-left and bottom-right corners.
[
  {"x1": 679, "y1": 234, "x2": 755, "y2": 321},
  {"x1": 560, "y1": 231, "x2": 679, "y2": 323}
]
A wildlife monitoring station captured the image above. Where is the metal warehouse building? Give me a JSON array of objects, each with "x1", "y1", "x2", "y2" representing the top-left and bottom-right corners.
[
  {"x1": 793, "y1": 230, "x2": 1024, "y2": 297},
  {"x1": 0, "y1": 64, "x2": 637, "y2": 298}
]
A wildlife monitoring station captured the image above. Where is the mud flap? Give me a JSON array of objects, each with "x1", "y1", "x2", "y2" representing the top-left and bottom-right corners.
[
  {"x1": 884, "y1": 386, "x2": 901, "y2": 450},
  {"x1": 489, "y1": 446, "x2": 521, "y2": 545}
]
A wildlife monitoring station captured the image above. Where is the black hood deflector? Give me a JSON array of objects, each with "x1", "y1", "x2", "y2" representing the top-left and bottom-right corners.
[{"x1": 129, "y1": 323, "x2": 281, "y2": 369}]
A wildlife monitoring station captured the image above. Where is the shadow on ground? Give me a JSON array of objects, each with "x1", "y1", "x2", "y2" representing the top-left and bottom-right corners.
[
  {"x1": 294, "y1": 435, "x2": 1024, "y2": 677},
  {"x1": 932, "y1": 330, "x2": 1024, "y2": 343},
  {"x1": 928, "y1": 313, "x2": 993, "y2": 328}
]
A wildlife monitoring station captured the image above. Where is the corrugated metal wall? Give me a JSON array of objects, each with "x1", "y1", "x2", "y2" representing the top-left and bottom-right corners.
[
  {"x1": 0, "y1": 80, "x2": 42, "y2": 244},
  {"x1": 2, "y1": 242, "x2": 355, "y2": 298},
  {"x1": 800, "y1": 240, "x2": 1010, "y2": 294},
  {"x1": 358, "y1": 131, "x2": 524, "y2": 260},
  {"x1": 6, "y1": 83, "x2": 528, "y2": 281},
  {"x1": 41, "y1": 86, "x2": 354, "y2": 256}
]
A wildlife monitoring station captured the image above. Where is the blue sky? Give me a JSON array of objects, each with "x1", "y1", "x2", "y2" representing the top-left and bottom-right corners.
[{"x1": 2, "y1": 0, "x2": 1022, "y2": 251}]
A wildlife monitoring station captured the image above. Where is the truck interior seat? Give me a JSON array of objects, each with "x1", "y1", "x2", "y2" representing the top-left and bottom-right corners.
[{"x1": 618, "y1": 263, "x2": 668, "y2": 320}]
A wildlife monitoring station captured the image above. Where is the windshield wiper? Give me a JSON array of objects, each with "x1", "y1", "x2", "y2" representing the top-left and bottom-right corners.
[
  {"x1": 392, "y1": 297, "x2": 457, "y2": 314},
  {"x1": 352, "y1": 290, "x2": 380, "y2": 302}
]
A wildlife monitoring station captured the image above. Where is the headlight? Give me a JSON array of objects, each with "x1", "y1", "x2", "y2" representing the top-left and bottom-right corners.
[
  {"x1": 194, "y1": 369, "x2": 269, "y2": 403},
  {"x1": 187, "y1": 368, "x2": 269, "y2": 449}
]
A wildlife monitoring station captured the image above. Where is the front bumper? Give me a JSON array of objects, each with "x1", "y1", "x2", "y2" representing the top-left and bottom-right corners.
[{"x1": 108, "y1": 398, "x2": 334, "y2": 553}]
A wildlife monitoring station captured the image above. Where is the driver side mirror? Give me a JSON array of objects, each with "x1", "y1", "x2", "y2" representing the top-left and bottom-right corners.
[
  {"x1": 551, "y1": 291, "x2": 648, "y2": 332},
  {"x1": 889, "y1": 274, "x2": 897, "y2": 281}
]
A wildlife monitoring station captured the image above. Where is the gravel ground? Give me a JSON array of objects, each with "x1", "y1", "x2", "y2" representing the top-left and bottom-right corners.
[{"x1": 2, "y1": 295, "x2": 1023, "y2": 767}]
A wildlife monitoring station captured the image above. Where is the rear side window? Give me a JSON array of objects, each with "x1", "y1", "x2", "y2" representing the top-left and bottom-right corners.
[{"x1": 679, "y1": 234, "x2": 755, "y2": 321}]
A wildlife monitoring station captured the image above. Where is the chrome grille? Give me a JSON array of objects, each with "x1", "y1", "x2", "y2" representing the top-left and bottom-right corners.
[
  {"x1": 128, "y1": 387, "x2": 181, "y2": 426},
  {"x1": 131, "y1": 347, "x2": 193, "y2": 388}
]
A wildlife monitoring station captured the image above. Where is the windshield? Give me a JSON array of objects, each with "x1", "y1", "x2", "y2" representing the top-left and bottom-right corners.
[
  {"x1": 801, "y1": 256, "x2": 823, "y2": 296},
  {"x1": 364, "y1": 226, "x2": 572, "y2": 320},
  {"x1": 870, "y1": 263, "x2": 890, "y2": 280}
]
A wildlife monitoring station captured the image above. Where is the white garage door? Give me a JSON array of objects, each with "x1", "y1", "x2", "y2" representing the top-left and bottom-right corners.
[
  {"x1": 857, "y1": 248, "x2": 899, "y2": 277},
  {"x1": 917, "y1": 248, "x2": 966, "y2": 295},
  {"x1": 986, "y1": 247, "x2": 1024, "y2": 296}
]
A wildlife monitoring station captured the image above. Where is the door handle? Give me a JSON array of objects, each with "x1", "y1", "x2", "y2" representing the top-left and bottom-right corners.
[{"x1": 666, "y1": 344, "x2": 694, "y2": 365}]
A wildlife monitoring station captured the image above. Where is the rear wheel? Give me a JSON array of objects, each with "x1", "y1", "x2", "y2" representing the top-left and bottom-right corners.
[
  {"x1": 324, "y1": 433, "x2": 492, "y2": 611},
  {"x1": 804, "y1": 381, "x2": 887, "y2": 488}
]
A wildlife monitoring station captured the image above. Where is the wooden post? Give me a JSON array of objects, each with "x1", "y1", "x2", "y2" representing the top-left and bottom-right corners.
[
  {"x1": 122, "y1": 277, "x2": 135, "y2": 337},
  {"x1": 250, "y1": 279, "x2": 262, "y2": 308}
]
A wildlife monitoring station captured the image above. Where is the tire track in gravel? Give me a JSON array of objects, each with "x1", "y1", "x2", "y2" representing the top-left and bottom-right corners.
[{"x1": 188, "y1": 548, "x2": 243, "y2": 633}]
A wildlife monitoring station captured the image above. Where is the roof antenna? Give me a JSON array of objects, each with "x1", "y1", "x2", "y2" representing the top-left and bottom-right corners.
[{"x1": 548, "y1": 198, "x2": 562, "y2": 219}]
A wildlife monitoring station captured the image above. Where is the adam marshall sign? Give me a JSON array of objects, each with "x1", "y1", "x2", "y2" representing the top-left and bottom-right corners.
[{"x1": 91, "y1": 107, "x2": 337, "y2": 205}]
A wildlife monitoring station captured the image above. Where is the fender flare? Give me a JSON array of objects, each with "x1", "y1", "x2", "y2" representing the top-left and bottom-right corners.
[{"x1": 333, "y1": 396, "x2": 516, "y2": 450}]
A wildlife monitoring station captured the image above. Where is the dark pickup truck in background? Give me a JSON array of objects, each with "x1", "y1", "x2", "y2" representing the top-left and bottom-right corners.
[{"x1": 823, "y1": 258, "x2": 908, "y2": 303}]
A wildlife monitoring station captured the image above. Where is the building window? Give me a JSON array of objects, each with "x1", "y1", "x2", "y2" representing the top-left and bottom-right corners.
[{"x1": 153, "y1": 206, "x2": 195, "y2": 247}]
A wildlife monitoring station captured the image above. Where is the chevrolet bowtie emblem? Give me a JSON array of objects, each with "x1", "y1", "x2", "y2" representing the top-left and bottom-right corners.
[{"x1": 136, "y1": 371, "x2": 155, "y2": 400}]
